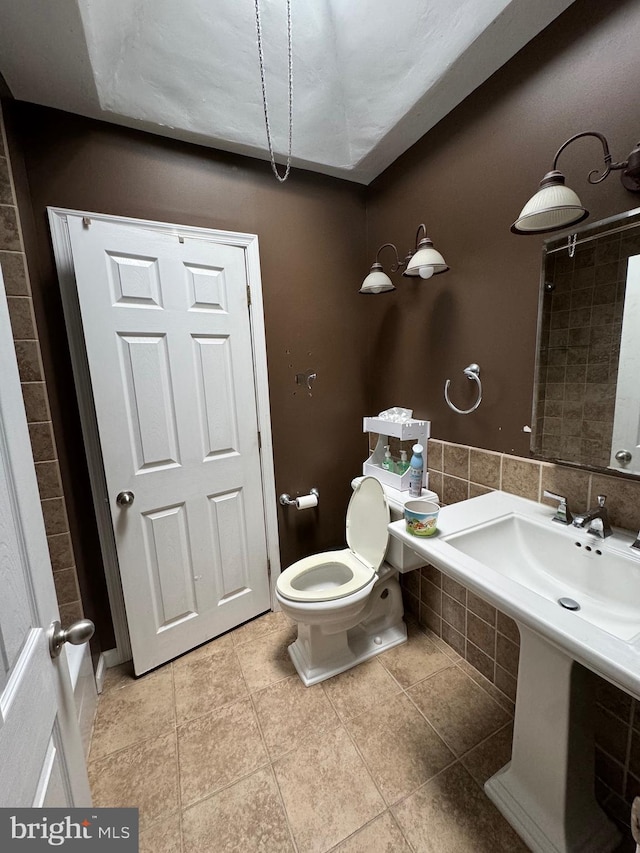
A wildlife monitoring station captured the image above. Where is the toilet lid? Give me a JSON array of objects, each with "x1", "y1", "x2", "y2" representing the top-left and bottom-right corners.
[{"x1": 346, "y1": 476, "x2": 390, "y2": 571}]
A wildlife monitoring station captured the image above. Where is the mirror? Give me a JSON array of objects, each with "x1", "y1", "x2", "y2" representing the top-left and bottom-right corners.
[{"x1": 531, "y1": 206, "x2": 640, "y2": 476}]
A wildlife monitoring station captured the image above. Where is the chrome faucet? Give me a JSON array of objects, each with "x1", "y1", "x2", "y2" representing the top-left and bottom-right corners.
[{"x1": 572, "y1": 495, "x2": 612, "y2": 539}]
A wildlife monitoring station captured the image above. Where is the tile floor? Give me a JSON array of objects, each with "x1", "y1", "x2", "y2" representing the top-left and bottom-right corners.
[{"x1": 87, "y1": 611, "x2": 627, "y2": 852}]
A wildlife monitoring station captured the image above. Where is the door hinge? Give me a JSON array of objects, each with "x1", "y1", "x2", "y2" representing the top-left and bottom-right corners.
[
  {"x1": 267, "y1": 559, "x2": 271, "y2": 580},
  {"x1": 257, "y1": 430, "x2": 262, "y2": 451},
  {"x1": 246, "y1": 284, "x2": 252, "y2": 306}
]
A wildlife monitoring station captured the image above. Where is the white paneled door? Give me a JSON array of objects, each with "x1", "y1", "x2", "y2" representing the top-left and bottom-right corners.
[
  {"x1": 53, "y1": 213, "x2": 273, "y2": 674},
  {"x1": 0, "y1": 270, "x2": 91, "y2": 806}
]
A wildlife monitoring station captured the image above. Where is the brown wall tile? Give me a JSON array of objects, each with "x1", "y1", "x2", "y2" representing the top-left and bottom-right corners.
[
  {"x1": 53, "y1": 567, "x2": 80, "y2": 605},
  {"x1": 21, "y1": 382, "x2": 51, "y2": 422},
  {"x1": 41, "y1": 497, "x2": 69, "y2": 536},
  {"x1": 441, "y1": 593, "x2": 465, "y2": 634},
  {"x1": 443, "y1": 443, "x2": 469, "y2": 479},
  {"x1": 467, "y1": 592, "x2": 496, "y2": 627},
  {"x1": 427, "y1": 439, "x2": 443, "y2": 472},
  {"x1": 465, "y1": 642, "x2": 494, "y2": 683},
  {"x1": 14, "y1": 339, "x2": 43, "y2": 382},
  {"x1": 469, "y1": 449, "x2": 501, "y2": 490},
  {"x1": 47, "y1": 532, "x2": 74, "y2": 570},
  {"x1": 35, "y1": 460, "x2": 63, "y2": 499},
  {"x1": 7, "y1": 295, "x2": 36, "y2": 339},
  {"x1": 467, "y1": 612, "x2": 496, "y2": 658},
  {"x1": 496, "y1": 634, "x2": 520, "y2": 678},
  {"x1": 441, "y1": 474, "x2": 468, "y2": 505},
  {"x1": 28, "y1": 421, "x2": 56, "y2": 462},
  {"x1": 0, "y1": 156, "x2": 13, "y2": 205},
  {"x1": 0, "y1": 204, "x2": 21, "y2": 251},
  {"x1": 0, "y1": 250, "x2": 29, "y2": 295},
  {"x1": 501, "y1": 457, "x2": 541, "y2": 502}
]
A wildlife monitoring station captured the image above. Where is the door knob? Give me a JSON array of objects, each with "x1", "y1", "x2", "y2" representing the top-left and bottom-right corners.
[
  {"x1": 48, "y1": 618, "x2": 95, "y2": 659},
  {"x1": 116, "y1": 490, "x2": 135, "y2": 507},
  {"x1": 615, "y1": 450, "x2": 632, "y2": 465}
]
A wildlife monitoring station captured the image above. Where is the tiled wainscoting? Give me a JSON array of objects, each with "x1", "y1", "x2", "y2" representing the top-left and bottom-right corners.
[
  {"x1": 0, "y1": 104, "x2": 83, "y2": 627},
  {"x1": 400, "y1": 438, "x2": 640, "y2": 832}
]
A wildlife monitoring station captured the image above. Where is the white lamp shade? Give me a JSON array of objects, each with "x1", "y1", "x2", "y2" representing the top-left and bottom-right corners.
[
  {"x1": 512, "y1": 173, "x2": 588, "y2": 234},
  {"x1": 359, "y1": 268, "x2": 395, "y2": 294},
  {"x1": 405, "y1": 243, "x2": 448, "y2": 277}
]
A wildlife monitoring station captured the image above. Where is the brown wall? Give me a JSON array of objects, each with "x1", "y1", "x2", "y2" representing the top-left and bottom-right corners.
[
  {"x1": 5, "y1": 104, "x2": 368, "y2": 647},
  {"x1": 366, "y1": 0, "x2": 640, "y2": 456}
]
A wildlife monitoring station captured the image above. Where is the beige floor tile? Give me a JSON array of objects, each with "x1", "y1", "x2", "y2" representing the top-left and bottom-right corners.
[
  {"x1": 331, "y1": 812, "x2": 412, "y2": 852},
  {"x1": 90, "y1": 669, "x2": 175, "y2": 760},
  {"x1": 253, "y1": 674, "x2": 340, "y2": 759},
  {"x1": 461, "y1": 723, "x2": 514, "y2": 786},
  {"x1": 321, "y1": 658, "x2": 402, "y2": 721},
  {"x1": 89, "y1": 732, "x2": 179, "y2": 831},
  {"x1": 182, "y1": 766, "x2": 294, "y2": 853},
  {"x1": 345, "y1": 693, "x2": 454, "y2": 804},
  {"x1": 274, "y1": 725, "x2": 385, "y2": 853},
  {"x1": 232, "y1": 610, "x2": 292, "y2": 646},
  {"x1": 139, "y1": 813, "x2": 181, "y2": 853},
  {"x1": 378, "y1": 623, "x2": 452, "y2": 688},
  {"x1": 392, "y1": 763, "x2": 529, "y2": 852},
  {"x1": 178, "y1": 697, "x2": 268, "y2": 806},
  {"x1": 407, "y1": 667, "x2": 510, "y2": 756},
  {"x1": 173, "y1": 631, "x2": 235, "y2": 666},
  {"x1": 173, "y1": 645, "x2": 248, "y2": 723},
  {"x1": 101, "y1": 660, "x2": 138, "y2": 692},
  {"x1": 235, "y1": 625, "x2": 297, "y2": 692}
]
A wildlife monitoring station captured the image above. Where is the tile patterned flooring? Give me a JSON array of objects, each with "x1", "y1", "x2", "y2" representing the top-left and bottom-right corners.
[{"x1": 88, "y1": 612, "x2": 534, "y2": 852}]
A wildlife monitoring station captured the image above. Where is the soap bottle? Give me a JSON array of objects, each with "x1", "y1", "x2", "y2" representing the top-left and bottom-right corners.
[
  {"x1": 396, "y1": 449, "x2": 409, "y2": 474},
  {"x1": 408, "y1": 443, "x2": 424, "y2": 497},
  {"x1": 381, "y1": 445, "x2": 394, "y2": 471}
]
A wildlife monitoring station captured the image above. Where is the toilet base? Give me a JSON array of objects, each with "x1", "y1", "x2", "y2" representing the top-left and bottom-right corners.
[{"x1": 288, "y1": 619, "x2": 407, "y2": 686}]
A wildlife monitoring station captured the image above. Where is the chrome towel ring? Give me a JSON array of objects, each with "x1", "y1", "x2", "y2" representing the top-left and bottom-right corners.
[{"x1": 444, "y1": 363, "x2": 482, "y2": 414}]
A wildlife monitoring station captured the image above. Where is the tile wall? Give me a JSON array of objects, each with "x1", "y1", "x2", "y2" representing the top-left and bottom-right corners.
[
  {"x1": 0, "y1": 106, "x2": 84, "y2": 626},
  {"x1": 399, "y1": 437, "x2": 640, "y2": 828}
]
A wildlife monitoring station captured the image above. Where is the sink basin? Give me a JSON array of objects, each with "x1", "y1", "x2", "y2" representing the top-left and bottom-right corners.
[
  {"x1": 447, "y1": 513, "x2": 640, "y2": 642},
  {"x1": 388, "y1": 489, "x2": 640, "y2": 697}
]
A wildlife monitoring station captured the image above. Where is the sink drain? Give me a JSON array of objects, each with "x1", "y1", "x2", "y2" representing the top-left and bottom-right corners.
[{"x1": 558, "y1": 597, "x2": 580, "y2": 611}]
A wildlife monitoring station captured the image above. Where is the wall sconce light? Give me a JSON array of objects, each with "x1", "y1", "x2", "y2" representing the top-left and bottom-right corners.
[
  {"x1": 403, "y1": 224, "x2": 449, "y2": 278},
  {"x1": 360, "y1": 225, "x2": 449, "y2": 293},
  {"x1": 511, "y1": 132, "x2": 640, "y2": 235}
]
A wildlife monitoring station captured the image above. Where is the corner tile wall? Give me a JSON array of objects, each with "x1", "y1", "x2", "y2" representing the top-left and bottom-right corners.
[
  {"x1": 0, "y1": 106, "x2": 83, "y2": 627},
  {"x1": 400, "y1": 438, "x2": 640, "y2": 828}
]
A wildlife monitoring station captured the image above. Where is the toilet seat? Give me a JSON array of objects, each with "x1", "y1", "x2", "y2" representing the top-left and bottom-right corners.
[{"x1": 276, "y1": 477, "x2": 389, "y2": 603}]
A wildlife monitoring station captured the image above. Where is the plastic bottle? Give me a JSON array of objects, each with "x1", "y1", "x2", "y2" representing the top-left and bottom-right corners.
[
  {"x1": 396, "y1": 449, "x2": 409, "y2": 474},
  {"x1": 408, "y1": 443, "x2": 424, "y2": 497},
  {"x1": 381, "y1": 445, "x2": 394, "y2": 471}
]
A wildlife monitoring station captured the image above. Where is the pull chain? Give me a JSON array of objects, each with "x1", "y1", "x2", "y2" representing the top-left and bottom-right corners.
[
  {"x1": 568, "y1": 233, "x2": 577, "y2": 258},
  {"x1": 254, "y1": 0, "x2": 293, "y2": 183}
]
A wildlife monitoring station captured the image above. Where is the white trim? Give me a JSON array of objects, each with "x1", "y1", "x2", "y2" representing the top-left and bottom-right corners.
[{"x1": 47, "y1": 207, "x2": 281, "y2": 657}]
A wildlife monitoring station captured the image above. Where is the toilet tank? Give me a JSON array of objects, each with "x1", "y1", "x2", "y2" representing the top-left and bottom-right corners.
[{"x1": 351, "y1": 478, "x2": 436, "y2": 573}]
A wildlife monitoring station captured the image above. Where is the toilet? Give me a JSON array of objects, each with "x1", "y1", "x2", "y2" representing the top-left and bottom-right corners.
[{"x1": 276, "y1": 476, "x2": 430, "y2": 686}]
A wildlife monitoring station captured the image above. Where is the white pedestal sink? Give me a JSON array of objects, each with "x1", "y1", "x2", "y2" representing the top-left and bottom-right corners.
[{"x1": 388, "y1": 490, "x2": 640, "y2": 853}]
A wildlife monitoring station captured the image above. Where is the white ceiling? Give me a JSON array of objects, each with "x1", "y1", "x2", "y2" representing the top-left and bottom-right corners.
[{"x1": 0, "y1": 0, "x2": 575, "y2": 184}]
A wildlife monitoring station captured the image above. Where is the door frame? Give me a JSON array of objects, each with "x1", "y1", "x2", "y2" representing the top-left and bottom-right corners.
[{"x1": 48, "y1": 208, "x2": 281, "y2": 666}]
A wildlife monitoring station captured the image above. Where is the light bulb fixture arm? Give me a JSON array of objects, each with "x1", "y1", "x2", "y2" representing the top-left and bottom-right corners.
[
  {"x1": 552, "y1": 131, "x2": 629, "y2": 186},
  {"x1": 374, "y1": 242, "x2": 404, "y2": 273}
]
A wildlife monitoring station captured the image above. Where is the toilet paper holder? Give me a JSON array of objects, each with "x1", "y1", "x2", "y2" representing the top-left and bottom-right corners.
[{"x1": 279, "y1": 487, "x2": 320, "y2": 507}]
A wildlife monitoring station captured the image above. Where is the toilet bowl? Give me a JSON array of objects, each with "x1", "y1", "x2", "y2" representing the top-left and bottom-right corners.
[{"x1": 276, "y1": 476, "x2": 427, "y2": 686}]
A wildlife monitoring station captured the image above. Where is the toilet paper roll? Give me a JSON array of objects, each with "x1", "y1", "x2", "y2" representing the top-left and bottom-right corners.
[{"x1": 295, "y1": 494, "x2": 318, "y2": 510}]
